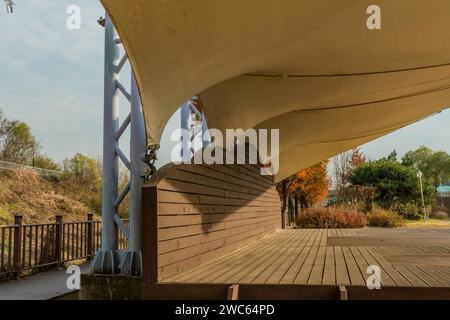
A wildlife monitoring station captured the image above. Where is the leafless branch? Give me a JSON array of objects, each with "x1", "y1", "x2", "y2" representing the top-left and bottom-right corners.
[{"x1": 4, "y1": 0, "x2": 14, "y2": 14}]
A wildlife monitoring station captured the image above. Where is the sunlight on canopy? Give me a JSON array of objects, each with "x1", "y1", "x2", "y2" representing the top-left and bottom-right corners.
[{"x1": 101, "y1": 0, "x2": 450, "y2": 182}]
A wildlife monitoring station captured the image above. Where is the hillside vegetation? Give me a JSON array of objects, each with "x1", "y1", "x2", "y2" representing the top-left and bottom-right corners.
[
  {"x1": 0, "y1": 168, "x2": 98, "y2": 224},
  {"x1": 0, "y1": 110, "x2": 130, "y2": 225}
]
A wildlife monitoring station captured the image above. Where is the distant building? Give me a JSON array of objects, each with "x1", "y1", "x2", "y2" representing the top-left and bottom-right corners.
[
  {"x1": 437, "y1": 185, "x2": 450, "y2": 197},
  {"x1": 324, "y1": 189, "x2": 337, "y2": 207},
  {"x1": 436, "y1": 185, "x2": 450, "y2": 209}
]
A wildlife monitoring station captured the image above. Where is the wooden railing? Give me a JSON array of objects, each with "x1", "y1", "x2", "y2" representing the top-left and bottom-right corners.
[{"x1": 0, "y1": 214, "x2": 129, "y2": 280}]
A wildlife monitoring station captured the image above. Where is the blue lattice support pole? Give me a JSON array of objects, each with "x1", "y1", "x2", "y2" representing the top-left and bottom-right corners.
[
  {"x1": 102, "y1": 13, "x2": 120, "y2": 254},
  {"x1": 180, "y1": 101, "x2": 191, "y2": 161},
  {"x1": 92, "y1": 12, "x2": 150, "y2": 275},
  {"x1": 122, "y1": 73, "x2": 147, "y2": 274},
  {"x1": 92, "y1": 12, "x2": 207, "y2": 275},
  {"x1": 92, "y1": 13, "x2": 121, "y2": 273}
]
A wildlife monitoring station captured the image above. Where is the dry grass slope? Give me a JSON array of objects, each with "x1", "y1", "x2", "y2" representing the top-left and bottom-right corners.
[{"x1": 0, "y1": 169, "x2": 95, "y2": 224}]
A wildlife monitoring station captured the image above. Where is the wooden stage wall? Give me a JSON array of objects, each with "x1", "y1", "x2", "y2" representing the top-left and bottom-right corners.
[{"x1": 142, "y1": 163, "x2": 282, "y2": 282}]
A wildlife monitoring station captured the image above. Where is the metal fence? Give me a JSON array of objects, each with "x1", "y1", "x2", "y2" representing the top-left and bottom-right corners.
[
  {"x1": 0, "y1": 160, "x2": 62, "y2": 177},
  {"x1": 0, "y1": 214, "x2": 129, "y2": 280}
]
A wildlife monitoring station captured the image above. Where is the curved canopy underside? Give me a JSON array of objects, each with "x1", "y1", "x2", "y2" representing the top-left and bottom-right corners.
[{"x1": 101, "y1": 0, "x2": 450, "y2": 182}]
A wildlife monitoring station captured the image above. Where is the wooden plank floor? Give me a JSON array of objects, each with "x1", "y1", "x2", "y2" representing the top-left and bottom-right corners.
[{"x1": 163, "y1": 228, "x2": 450, "y2": 287}]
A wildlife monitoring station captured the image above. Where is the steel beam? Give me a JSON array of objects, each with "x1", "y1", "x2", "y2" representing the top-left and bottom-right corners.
[
  {"x1": 92, "y1": 13, "x2": 148, "y2": 275},
  {"x1": 114, "y1": 113, "x2": 131, "y2": 141},
  {"x1": 93, "y1": 12, "x2": 209, "y2": 276},
  {"x1": 180, "y1": 100, "x2": 211, "y2": 161},
  {"x1": 92, "y1": 13, "x2": 121, "y2": 274},
  {"x1": 180, "y1": 101, "x2": 191, "y2": 162},
  {"x1": 100, "y1": 12, "x2": 119, "y2": 253},
  {"x1": 125, "y1": 73, "x2": 146, "y2": 275},
  {"x1": 115, "y1": 79, "x2": 132, "y2": 102},
  {"x1": 201, "y1": 111, "x2": 210, "y2": 148}
]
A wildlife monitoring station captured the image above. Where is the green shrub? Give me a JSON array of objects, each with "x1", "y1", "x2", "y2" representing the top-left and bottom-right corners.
[
  {"x1": 296, "y1": 208, "x2": 367, "y2": 229},
  {"x1": 367, "y1": 207, "x2": 404, "y2": 227},
  {"x1": 391, "y1": 202, "x2": 422, "y2": 220}
]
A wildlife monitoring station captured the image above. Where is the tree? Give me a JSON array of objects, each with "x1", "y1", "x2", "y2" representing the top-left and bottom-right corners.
[
  {"x1": 62, "y1": 153, "x2": 100, "y2": 189},
  {"x1": 277, "y1": 161, "x2": 329, "y2": 226},
  {"x1": 32, "y1": 155, "x2": 60, "y2": 171},
  {"x1": 402, "y1": 146, "x2": 432, "y2": 169},
  {"x1": 59, "y1": 154, "x2": 102, "y2": 215},
  {"x1": 4, "y1": 0, "x2": 14, "y2": 13},
  {"x1": 0, "y1": 110, "x2": 6, "y2": 130},
  {"x1": 386, "y1": 150, "x2": 398, "y2": 162},
  {"x1": 332, "y1": 148, "x2": 366, "y2": 202},
  {"x1": 0, "y1": 110, "x2": 62, "y2": 171},
  {"x1": 427, "y1": 151, "x2": 450, "y2": 187},
  {"x1": 332, "y1": 151, "x2": 351, "y2": 201},
  {"x1": 350, "y1": 147, "x2": 366, "y2": 168},
  {"x1": 0, "y1": 120, "x2": 39, "y2": 164},
  {"x1": 402, "y1": 146, "x2": 450, "y2": 189},
  {"x1": 276, "y1": 175, "x2": 296, "y2": 227},
  {"x1": 350, "y1": 159, "x2": 434, "y2": 209},
  {"x1": 289, "y1": 161, "x2": 329, "y2": 210},
  {"x1": 0, "y1": 110, "x2": 8, "y2": 144}
]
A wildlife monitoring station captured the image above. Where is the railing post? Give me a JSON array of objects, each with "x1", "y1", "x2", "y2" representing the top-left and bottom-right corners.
[
  {"x1": 55, "y1": 215, "x2": 63, "y2": 269},
  {"x1": 13, "y1": 214, "x2": 22, "y2": 279},
  {"x1": 87, "y1": 213, "x2": 94, "y2": 261}
]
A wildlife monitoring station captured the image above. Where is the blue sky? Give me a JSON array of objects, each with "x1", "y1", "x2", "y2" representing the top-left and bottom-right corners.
[
  {"x1": 1, "y1": 1, "x2": 107, "y2": 162},
  {"x1": 1, "y1": 1, "x2": 449, "y2": 167}
]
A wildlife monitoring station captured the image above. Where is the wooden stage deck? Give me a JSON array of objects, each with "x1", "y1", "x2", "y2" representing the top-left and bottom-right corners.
[{"x1": 163, "y1": 228, "x2": 450, "y2": 288}]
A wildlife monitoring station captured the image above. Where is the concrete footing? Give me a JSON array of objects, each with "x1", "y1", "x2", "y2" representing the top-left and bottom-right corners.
[
  {"x1": 80, "y1": 276, "x2": 450, "y2": 300},
  {"x1": 80, "y1": 274, "x2": 142, "y2": 300}
]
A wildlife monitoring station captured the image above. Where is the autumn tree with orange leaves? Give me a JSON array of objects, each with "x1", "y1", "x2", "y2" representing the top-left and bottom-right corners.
[
  {"x1": 289, "y1": 160, "x2": 329, "y2": 210},
  {"x1": 277, "y1": 160, "x2": 329, "y2": 226}
]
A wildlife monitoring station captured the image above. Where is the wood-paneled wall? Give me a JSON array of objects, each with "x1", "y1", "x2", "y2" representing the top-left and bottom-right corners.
[{"x1": 142, "y1": 163, "x2": 282, "y2": 282}]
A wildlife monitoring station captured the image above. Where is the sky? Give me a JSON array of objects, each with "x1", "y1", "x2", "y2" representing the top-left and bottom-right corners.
[{"x1": 1, "y1": 1, "x2": 449, "y2": 168}]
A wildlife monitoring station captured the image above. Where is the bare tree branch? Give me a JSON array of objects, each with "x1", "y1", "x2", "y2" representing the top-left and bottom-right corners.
[{"x1": 4, "y1": 0, "x2": 14, "y2": 14}]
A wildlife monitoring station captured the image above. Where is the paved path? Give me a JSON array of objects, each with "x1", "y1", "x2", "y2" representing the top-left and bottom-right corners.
[{"x1": 0, "y1": 264, "x2": 90, "y2": 300}]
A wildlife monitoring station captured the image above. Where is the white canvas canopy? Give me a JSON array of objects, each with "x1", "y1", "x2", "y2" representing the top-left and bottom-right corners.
[{"x1": 101, "y1": 0, "x2": 450, "y2": 182}]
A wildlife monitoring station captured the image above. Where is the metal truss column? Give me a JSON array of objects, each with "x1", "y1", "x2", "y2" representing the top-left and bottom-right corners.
[
  {"x1": 180, "y1": 99, "x2": 210, "y2": 161},
  {"x1": 180, "y1": 102, "x2": 191, "y2": 161},
  {"x1": 93, "y1": 13, "x2": 209, "y2": 276},
  {"x1": 92, "y1": 13, "x2": 149, "y2": 275},
  {"x1": 120, "y1": 74, "x2": 146, "y2": 274},
  {"x1": 92, "y1": 13, "x2": 120, "y2": 273}
]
